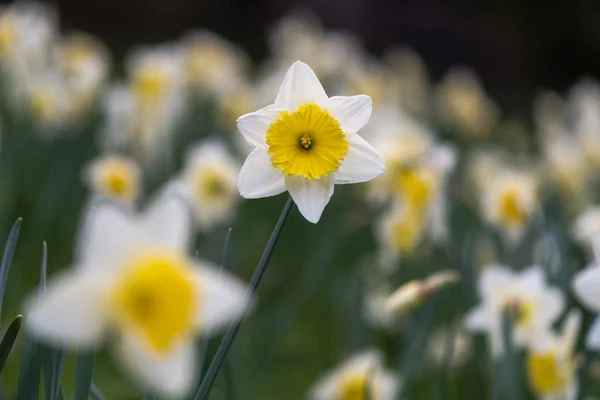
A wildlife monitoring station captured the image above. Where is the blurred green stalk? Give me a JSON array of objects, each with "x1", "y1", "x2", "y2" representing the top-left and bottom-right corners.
[{"x1": 192, "y1": 196, "x2": 294, "y2": 400}]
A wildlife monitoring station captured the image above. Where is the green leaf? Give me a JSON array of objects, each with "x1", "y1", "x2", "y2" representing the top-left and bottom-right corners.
[
  {"x1": 42, "y1": 347, "x2": 65, "y2": 400},
  {"x1": 142, "y1": 393, "x2": 158, "y2": 400},
  {"x1": 16, "y1": 331, "x2": 42, "y2": 400},
  {"x1": 0, "y1": 314, "x2": 22, "y2": 373},
  {"x1": 74, "y1": 352, "x2": 95, "y2": 400},
  {"x1": 90, "y1": 384, "x2": 105, "y2": 400},
  {"x1": 0, "y1": 218, "x2": 22, "y2": 321}
]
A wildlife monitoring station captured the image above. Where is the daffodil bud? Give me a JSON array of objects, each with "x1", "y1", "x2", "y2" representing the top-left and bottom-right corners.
[{"x1": 384, "y1": 281, "x2": 425, "y2": 315}]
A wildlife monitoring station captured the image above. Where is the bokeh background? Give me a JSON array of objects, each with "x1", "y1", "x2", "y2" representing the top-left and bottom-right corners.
[{"x1": 1, "y1": 0, "x2": 600, "y2": 399}]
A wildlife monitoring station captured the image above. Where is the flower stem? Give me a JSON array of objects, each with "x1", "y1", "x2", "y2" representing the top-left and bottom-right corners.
[
  {"x1": 193, "y1": 196, "x2": 294, "y2": 400},
  {"x1": 575, "y1": 349, "x2": 595, "y2": 400}
]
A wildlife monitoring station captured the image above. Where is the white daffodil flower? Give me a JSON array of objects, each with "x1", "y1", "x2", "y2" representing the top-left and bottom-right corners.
[
  {"x1": 26, "y1": 195, "x2": 248, "y2": 396},
  {"x1": 236, "y1": 61, "x2": 385, "y2": 223},
  {"x1": 173, "y1": 140, "x2": 240, "y2": 231},
  {"x1": 572, "y1": 237, "x2": 600, "y2": 350},
  {"x1": 526, "y1": 310, "x2": 581, "y2": 400},
  {"x1": 572, "y1": 207, "x2": 600, "y2": 249},
  {"x1": 308, "y1": 349, "x2": 400, "y2": 400},
  {"x1": 83, "y1": 154, "x2": 141, "y2": 205},
  {"x1": 465, "y1": 265, "x2": 564, "y2": 358}
]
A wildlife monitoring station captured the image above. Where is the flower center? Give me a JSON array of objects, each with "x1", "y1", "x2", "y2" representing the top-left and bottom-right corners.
[
  {"x1": 390, "y1": 208, "x2": 425, "y2": 255},
  {"x1": 197, "y1": 170, "x2": 231, "y2": 202},
  {"x1": 266, "y1": 103, "x2": 349, "y2": 179},
  {"x1": 498, "y1": 188, "x2": 526, "y2": 226},
  {"x1": 99, "y1": 162, "x2": 135, "y2": 200},
  {"x1": 338, "y1": 371, "x2": 372, "y2": 400},
  {"x1": 396, "y1": 168, "x2": 437, "y2": 212},
  {"x1": 112, "y1": 252, "x2": 196, "y2": 353},
  {"x1": 526, "y1": 351, "x2": 569, "y2": 395},
  {"x1": 503, "y1": 297, "x2": 533, "y2": 327},
  {"x1": 133, "y1": 69, "x2": 168, "y2": 106}
]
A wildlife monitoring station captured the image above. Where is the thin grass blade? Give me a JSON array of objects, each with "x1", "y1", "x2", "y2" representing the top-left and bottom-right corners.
[
  {"x1": 16, "y1": 329, "x2": 42, "y2": 400},
  {"x1": 0, "y1": 314, "x2": 22, "y2": 373},
  {"x1": 42, "y1": 348, "x2": 65, "y2": 400},
  {"x1": 192, "y1": 196, "x2": 294, "y2": 400},
  {"x1": 90, "y1": 383, "x2": 105, "y2": 400},
  {"x1": 0, "y1": 218, "x2": 22, "y2": 321}
]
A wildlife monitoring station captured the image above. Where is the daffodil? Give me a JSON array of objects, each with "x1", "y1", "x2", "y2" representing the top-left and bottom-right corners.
[
  {"x1": 57, "y1": 32, "x2": 109, "y2": 117},
  {"x1": 236, "y1": 61, "x2": 385, "y2": 223},
  {"x1": 572, "y1": 207, "x2": 600, "y2": 249},
  {"x1": 435, "y1": 67, "x2": 499, "y2": 139},
  {"x1": 308, "y1": 349, "x2": 400, "y2": 400},
  {"x1": 173, "y1": 140, "x2": 240, "y2": 231},
  {"x1": 466, "y1": 265, "x2": 564, "y2": 357},
  {"x1": 376, "y1": 203, "x2": 427, "y2": 260},
  {"x1": 569, "y1": 79, "x2": 600, "y2": 169},
  {"x1": 26, "y1": 195, "x2": 248, "y2": 396},
  {"x1": 84, "y1": 155, "x2": 141, "y2": 205},
  {"x1": 25, "y1": 70, "x2": 71, "y2": 131},
  {"x1": 542, "y1": 135, "x2": 588, "y2": 204},
  {"x1": 526, "y1": 310, "x2": 581, "y2": 400},
  {"x1": 481, "y1": 168, "x2": 539, "y2": 242}
]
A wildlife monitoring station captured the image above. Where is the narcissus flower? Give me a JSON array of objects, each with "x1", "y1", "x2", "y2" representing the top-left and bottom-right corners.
[
  {"x1": 525, "y1": 310, "x2": 581, "y2": 400},
  {"x1": 236, "y1": 61, "x2": 385, "y2": 223},
  {"x1": 84, "y1": 155, "x2": 141, "y2": 205},
  {"x1": 308, "y1": 349, "x2": 400, "y2": 400},
  {"x1": 466, "y1": 265, "x2": 564, "y2": 358},
  {"x1": 26, "y1": 195, "x2": 248, "y2": 396},
  {"x1": 173, "y1": 140, "x2": 240, "y2": 231}
]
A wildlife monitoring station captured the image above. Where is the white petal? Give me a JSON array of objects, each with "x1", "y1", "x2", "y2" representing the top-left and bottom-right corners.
[
  {"x1": 236, "y1": 104, "x2": 284, "y2": 148},
  {"x1": 519, "y1": 265, "x2": 546, "y2": 291},
  {"x1": 116, "y1": 332, "x2": 196, "y2": 397},
  {"x1": 76, "y1": 202, "x2": 135, "y2": 269},
  {"x1": 479, "y1": 264, "x2": 514, "y2": 298},
  {"x1": 26, "y1": 272, "x2": 108, "y2": 348},
  {"x1": 141, "y1": 191, "x2": 193, "y2": 253},
  {"x1": 192, "y1": 261, "x2": 248, "y2": 335},
  {"x1": 309, "y1": 369, "x2": 341, "y2": 400},
  {"x1": 342, "y1": 349, "x2": 384, "y2": 373},
  {"x1": 539, "y1": 288, "x2": 565, "y2": 324},
  {"x1": 465, "y1": 306, "x2": 487, "y2": 331},
  {"x1": 375, "y1": 369, "x2": 402, "y2": 400},
  {"x1": 323, "y1": 95, "x2": 372, "y2": 133},
  {"x1": 586, "y1": 316, "x2": 600, "y2": 350},
  {"x1": 238, "y1": 147, "x2": 286, "y2": 198},
  {"x1": 335, "y1": 134, "x2": 385, "y2": 184},
  {"x1": 274, "y1": 61, "x2": 328, "y2": 110},
  {"x1": 285, "y1": 175, "x2": 334, "y2": 224},
  {"x1": 573, "y1": 266, "x2": 600, "y2": 312}
]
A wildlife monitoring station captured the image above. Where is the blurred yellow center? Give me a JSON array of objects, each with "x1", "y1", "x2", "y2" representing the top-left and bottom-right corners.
[
  {"x1": 113, "y1": 252, "x2": 196, "y2": 353},
  {"x1": 498, "y1": 188, "x2": 526, "y2": 226},
  {"x1": 197, "y1": 169, "x2": 231, "y2": 201},
  {"x1": 526, "y1": 351, "x2": 568, "y2": 395},
  {"x1": 133, "y1": 70, "x2": 168, "y2": 105},
  {"x1": 186, "y1": 45, "x2": 225, "y2": 84},
  {"x1": 62, "y1": 42, "x2": 93, "y2": 74},
  {"x1": 266, "y1": 103, "x2": 349, "y2": 179},
  {"x1": 390, "y1": 209, "x2": 424, "y2": 255},
  {"x1": 29, "y1": 89, "x2": 58, "y2": 123},
  {"x1": 338, "y1": 372, "x2": 371, "y2": 400},
  {"x1": 397, "y1": 168, "x2": 436, "y2": 212},
  {"x1": 504, "y1": 297, "x2": 533, "y2": 327},
  {"x1": 98, "y1": 162, "x2": 135, "y2": 200}
]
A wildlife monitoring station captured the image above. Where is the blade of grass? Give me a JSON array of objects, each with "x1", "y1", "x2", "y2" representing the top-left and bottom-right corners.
[
  {"x1": 90, "y1": 383, "x2": 105, "y2": 400},
  {"x1": 575, "y1": 349, "x2": 595, "y2": 400},
  {"x1": 0, "y1": 314, "x2": 22, "y2": 372},
  {"x1": 42, "y1": 348, "x2": 65, "y2": 400},
  {"x1": 0, "y1": 218, "x2": 22, "y2": 321},
  {"x1": 16, "y1": 329, "x2": 42, "y2": 400},
  {"x1": 74, "y1": 352, "x2": 95, "y2": 400},
  {"x1": 192, "y1": 196, "x2": 294, "y2": 400},
  {"x1": 435, "y1": 320, "x2": 458, "y2": 400}
]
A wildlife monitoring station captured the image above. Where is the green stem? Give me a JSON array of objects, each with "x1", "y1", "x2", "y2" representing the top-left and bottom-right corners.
[
  {"x1": 193, "y1": 196, "x2": 294, "y2": 400},
  {"x1": 575, "y1": 349, "x2": 595, "y2": 400}
]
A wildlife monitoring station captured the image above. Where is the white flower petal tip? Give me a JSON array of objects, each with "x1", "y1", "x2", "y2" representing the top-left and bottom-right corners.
[
  {"x1": 324, "y1": 95, "x2": 373, "y2": 133},
  {"x1": 193, "y1": 262, "x2": 251, "y2": 335},
  {"x1": 573, "y1": 266, "x2": 600, "y2": 312},
  {"x1": 285, "y1": 176, "x2": 334, "y2": 224},
  {"x1": 275, "y1": 61, "x2": 328, "y2": 110},
  {"x1": 586, "y1": 316, "x2": 600, "y2": 350},
  {"x1": 25, "y1": 273, "x2": 107, "y2": 349},
  {"x1": 335, "y1": 135, "x2": 386, "y2": 184}
]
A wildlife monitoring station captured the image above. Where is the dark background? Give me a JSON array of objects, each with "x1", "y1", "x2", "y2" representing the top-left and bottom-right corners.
[{"x1": 6, "y1": 0, "x2": 600, "y2": 112}]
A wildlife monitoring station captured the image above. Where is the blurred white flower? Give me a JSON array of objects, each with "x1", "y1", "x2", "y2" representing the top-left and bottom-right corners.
[
  {"x1": 57, "y1": 32, "x2": 109, "y2": 117},
  {"x1": 481, "y1": 168, "x2": 539, "y2": 242},
  {"x1": 308, "y1": 349, "x2": 400, "y2": 400},
  {"x1": 376, "y1": 202, "x2": 427, "y2": 260},
  {"x1": 236, "y1": 61, "x2": 385, "y2": 223},
  {"x1": 26, "y1": 195, "x2": 248, "y2": 396},
  {"x1": 83, "y1": 155, "x2": 141, "y2": 205},
  {"x1": 525, "y1": 310, "x2": 581, "y2": 400},
  {"x1": 181, "y1": 30, "x2": 248, "y2": 95},
  {"x1": 466, "y1": 265, "x2": 564, "y2": 358},
  {"x1": 428, "y1": 327, "x2": 472, "y2": 369},
  {"x1": 572, "y1": 207, "x2": 600, "y2": 249},
  {"x1": 173, "y1": 140, "x2": 240, "y2": 231},
  {"x1": 435, "y1": 67, "x2": 499, "y2": 139},
  {"x1": 0, "y1": 2, "x2": 56, "y2": 99},
  {"x1": 568, "y1": 79, "x2": 600, "y2": 169},
  {"x1": 25, "y1": 69, "x2": 71, "y2": 132}
]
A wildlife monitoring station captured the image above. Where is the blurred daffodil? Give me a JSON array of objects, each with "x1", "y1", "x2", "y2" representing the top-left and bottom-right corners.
[
  {"x1": 173, "y1": 140, "x2": 240, "y2": 231},
  {"x1": 466, "y1": 265, "x2": 564, "y2": 358},
  {"x1": 526, "y1": 310, "x2": 581, "y2": 400},
  {"x1": 308, "y1": 349, "x2": 400, "y2": 400},
  {"x1": 84, "y1": 155, "x2": 141, "y2": 205},
  {"x1": 481, "y1": 168, "x2": 539, "y2": 242},
  {"x1": 236, "y1": 61, "x2": 385, "y2": 223},
  {"x1": 27, "y1": 195, "x2": 248, "y2": 396},
  {"x1": 377, "y1": 203, "x2": 426, "y2": 259},
  {"x1": 572, "y1": 207, "x2": 600, "y2": 250},
  {"x1": 25, "y1": 70, "x2": 71, "y2": 132},
  {"x1": 57, "y1": 32, "x2": 109, "y2": 117},
  {"x1": 436, "y1": 67, "x2": 499, "y2": 140}
]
